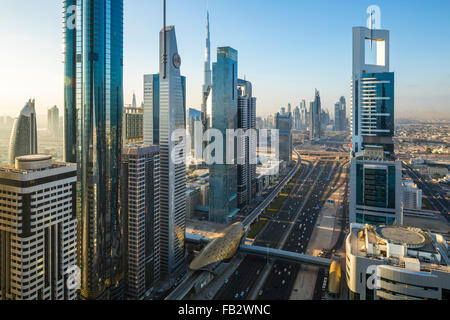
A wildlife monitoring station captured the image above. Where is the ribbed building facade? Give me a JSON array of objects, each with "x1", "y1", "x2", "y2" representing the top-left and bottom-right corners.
[
  {"x1": 0, "y1": 155, "x2": 77, "y2": 300},
  {"x1": 63, "y1": 0, "x2": 124, "y2": 299},
  {"x1": 157, "y1": 26, "x2": 187, "y2": 277},
  {"x1": 122, "y1": 145, "x2": 160, "y2": 299},
  {"x1": 123, "y1": 106, "x2": 143, "y2": 144},
  {"x1": 237, "y1": 79, "x2": 256, "y2": 210},
  {"x1": 8, "y1": 99, "x2": 38, "y2": 164},
  {"x1": 351, "y1": 27, "x2": 394, "y2": 157}
]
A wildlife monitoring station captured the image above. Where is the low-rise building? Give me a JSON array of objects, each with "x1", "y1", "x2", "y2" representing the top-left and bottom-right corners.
[
  {"x1": 403, "y1": 180, "x2": 422, "y2": 210},
  {"x1": 346, "y1": 223, "x2": 450, "y2": 300}
]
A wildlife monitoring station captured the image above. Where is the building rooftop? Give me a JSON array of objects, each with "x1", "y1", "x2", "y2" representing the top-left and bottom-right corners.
[{"x1": 350, "y1": 224, "x2": 450, "y2": 273}]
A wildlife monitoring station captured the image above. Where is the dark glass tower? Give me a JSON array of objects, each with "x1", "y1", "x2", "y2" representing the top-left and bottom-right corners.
[{"x1": 63, "y1": 0, "x2": 124, "y2": 300}]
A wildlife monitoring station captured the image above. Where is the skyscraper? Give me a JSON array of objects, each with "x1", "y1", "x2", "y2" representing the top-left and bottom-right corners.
[
  {"x1": 188, "y1": 108, "x2": 202, "y2": 162},
  {"x1": 143, "y1": 74, "x2": 160, "y2": 145},
  {"x1": 349, "y1": 146, "x2": 403, "y2": 225},
  {"x1": 349, "y1": 23, "x2": 402, "y2": 226},
  {"x1": 293, "y1": 106, "x2": 301, "y2": 130},
  {"x1": 351, "y1": 26, "x2": 394, "y2": 156},
  {"x1": 157, "y1": 24, "x2": 187, "y2": 277},
  {"x1": 300, "y1": 100, "x2": 307, "y2": 129},
  {"x1": 310, "y1": 89, "x2": 321, "y2": 140},
  {"x1": 201, "y1": 11, "x2": 212, "y2": 133},
  {"x1": 47, "y1": 105, "x2": 60, "y2": 136},
  {"x1": 63, "y1": 0, "x2": 124, "y2": 300},
  {"x1": 276, "y1": 112, "x2": 293, "y2": 163},
  {"x1": 334, "y1": 101, "x2": 342, "y2": 131},
  {"x1": 339, "y1": 96, "x2": 347, "y2": 130},
  {"x1": 0, "y1": 155, "x2": 77, "y2": 300},
  {"x1": 123, "y1": 106, "x2": 144, "y2": 144},
  {"x1": 209, "y1": 47, "x2": 239, "y2": 224},
  {"x1": 122, "y1": 145, "x2": 160, "y2": 300},
  {"x1": 132, "y1": 92, "x2": 137, "y2": 108},
  {"x1": 8, "y1": 99, "x2": 38, "y2": 164},
  {"x1": 237, "y1": 79, "x2": 256, "y2": 210}
]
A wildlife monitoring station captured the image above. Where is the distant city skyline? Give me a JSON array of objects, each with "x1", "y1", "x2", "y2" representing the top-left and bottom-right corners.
[{"x1": 1, "y1": 0, "x2": 450, "y2": 119}]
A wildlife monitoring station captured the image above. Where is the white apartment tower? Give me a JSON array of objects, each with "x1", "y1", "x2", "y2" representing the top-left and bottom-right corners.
[
  {"x1": 158, "y1": 24, "x2": 187, "y2": 277},
  {"x1": 0, "y1": 155, "x2": 77, "y2": 300}
]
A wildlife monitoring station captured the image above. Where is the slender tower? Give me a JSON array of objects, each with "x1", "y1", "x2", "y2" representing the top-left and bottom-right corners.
[
  {"x1": 8, "y1": 99, "x2": 38, "y2": 164},
  {"x1": 201, "y1": 10, "x2": 212, "y2": 132},
  {"x1": 63, "y1": 0, "x2": 124, "y2": 300},
  {"x1": 158, "y1": 0, "x2": 187, "y2": 278}
]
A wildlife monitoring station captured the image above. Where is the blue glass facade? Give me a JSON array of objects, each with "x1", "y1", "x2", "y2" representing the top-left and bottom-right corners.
[
  {"x1": 63, "y1": 0, "x2": 124, "y2": 300},
  {"x1": 358, "y1": 72, "x2": 395, "y2": 155},
  {"x1": 209, "y1": 47, "x2": 239, "y2": 223}
]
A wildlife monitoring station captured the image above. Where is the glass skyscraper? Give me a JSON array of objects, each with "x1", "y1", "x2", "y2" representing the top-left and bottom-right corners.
[
  {"x1": 63, "y1": 0, "x2": 124, "y2": 300},
  {"x1": 309, "y1": 89, "x2": 321, "y2": 140},
  {"x1": 209, "y1": 47, "x2": 239, "y2": 224},
  {"x1": 8, "y1": 99, "x2": 38, "y2": 164}
]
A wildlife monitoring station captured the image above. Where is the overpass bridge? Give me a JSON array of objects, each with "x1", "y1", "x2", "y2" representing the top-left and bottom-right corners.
[
  {"x1": 185, "y1": 233, "x2": 333, "y2": 268},
  {"x1": 167, "y1": 232, "x2": 334, "y2": 300}
]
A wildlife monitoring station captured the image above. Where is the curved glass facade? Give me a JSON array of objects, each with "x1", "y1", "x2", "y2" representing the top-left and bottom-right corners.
[
  {"x1": 8, "y1": 100, "x2": 38, "y2": 164},
  {"x1": 64, "y1": 0, "x2": 124, "y2": 300}
]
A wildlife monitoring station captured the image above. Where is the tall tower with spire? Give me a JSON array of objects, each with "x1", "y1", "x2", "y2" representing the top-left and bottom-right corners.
[
  {"x1": 132, "y1": 92, "x2": 137, "y2": 108},
  {"x1": 201, "y1": 10, "x2": 212, "y2": 132}
]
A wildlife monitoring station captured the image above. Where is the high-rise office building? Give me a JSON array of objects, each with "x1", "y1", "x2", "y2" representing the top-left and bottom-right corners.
[
  {"x1": 63, "y1": 0, "x2": 124, "y2": 300},
  {"x1": 293, "y1": 106, "x2": 301, "y2": 130},
  {"x1": 351, "y1": 26, "x2": 394, "y2": 156},
  {"x1": 123, "y1": 106, "x2": 143, "y2": 144},
  {"x1": 209, "y1": 47, "x2": 239, "y2": 224},
  {"x1": 349, "y1": 23, "x2": 401, "y2": 227},
  {"x1": 122, "y1": 145, "x2": 160, "y2": 300},
  {"x1": 309, "y1": 89, "x2": 321, "y2": 140},
  {"x1": 0, "y1": 155, "x2": 77, "y2": 300},
  {"x1": 154, "y1": 24, "x2": 187, "y2": 277},
  {"x1": 349, "y1": 147, "x2": 403, "y2": 225},
  {"x1": 334, "y1": 97, "x2": 347, "y2": 132},
  {"x1": 47, "y1": 105, "x2": 60, "y2": 136},
  {"x1": 276, "y1": 112, "x2": 293, "y2": 163},
  {"x1": 339, "y1": 96, "x2": 347, "y2": 130},
  {"x1": 132, "y1": 92, "x2": 137, "y2": 108},
  {"x1": 300, "y1": 100, "x2": 307, "y2": 129},
  {"x1": 143, "y1": 74, "x2": 160, "y2": 145},
  {"x1": 237, "y1": 79, "x2": 256, "y2": 210},
  {"x1": 8, "y1": 99, "x2": 38, "y2": 164},
  {"x1": 188, "y1": 108, "x2": 202, "y2": 162},
  {"x1": 334, "y1": 102, "x2": 342, "y2": 131}
]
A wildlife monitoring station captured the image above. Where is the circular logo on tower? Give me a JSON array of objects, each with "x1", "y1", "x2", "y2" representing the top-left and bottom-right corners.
[{"x1": 173, "y1": 53, "x2": 181, "y2": 69}]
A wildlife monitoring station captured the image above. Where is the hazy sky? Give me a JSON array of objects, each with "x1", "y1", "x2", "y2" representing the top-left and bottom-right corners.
[{"x1": 1, "y1": 0, "x2": 449, "y2": 119}]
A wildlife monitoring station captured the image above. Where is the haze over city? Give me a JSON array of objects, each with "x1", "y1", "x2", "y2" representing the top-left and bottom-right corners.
[
  {"x1": 1, "y1": 0, "x2": 449, "y2": 119},
  {"x1": 0, "y1": 0, "x2": 449, "y2": 307}
]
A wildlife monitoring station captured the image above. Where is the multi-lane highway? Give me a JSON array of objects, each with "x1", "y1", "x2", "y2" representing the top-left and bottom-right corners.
[
  {"x1": 214, "y1": 159, "x2": 345, "y2": 300},
  {"x1": 403, "y1": 162, "x2": 449, "y2": 222},
  {"x1": 214, "y1": 160, "x2": 316, "y2": 300},
  {"x1": 256, "y1": 162, "x2": 341, "y2": 300}
]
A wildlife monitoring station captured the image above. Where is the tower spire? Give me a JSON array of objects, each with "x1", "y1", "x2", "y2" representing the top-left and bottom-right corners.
[
  {"x1": 162, "y1": 0, "x2": 167, "y2": 79},
  {"x1": 201, "y1": 6, "x2": 212, "y2": 132}
]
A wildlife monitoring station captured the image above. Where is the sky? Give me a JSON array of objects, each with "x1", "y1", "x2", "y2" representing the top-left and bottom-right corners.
[{"x1": 0, "y1": 0, "x2": 449, "y2": 120}]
